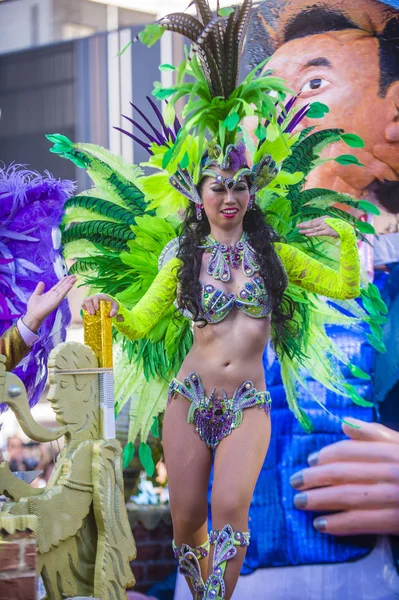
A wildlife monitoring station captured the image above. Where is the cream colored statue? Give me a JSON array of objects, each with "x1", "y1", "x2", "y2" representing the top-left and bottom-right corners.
[{"x1": 0, "y1": 340, "x2": 136, "y2": 600}]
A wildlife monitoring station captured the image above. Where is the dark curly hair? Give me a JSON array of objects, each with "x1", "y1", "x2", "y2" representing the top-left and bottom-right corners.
[{"x1": 176, "y1": 200, "x2": 296, "y2": 340}]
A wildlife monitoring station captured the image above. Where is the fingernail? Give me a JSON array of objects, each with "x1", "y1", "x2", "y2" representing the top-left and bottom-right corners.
[
  {"x1": 308, "y1": 452, "x2": 319, "y2": 466},
  {"x1": 294, "y1": 493, "x2": 308, "y2": 508},
  {"x1": 290, "y1": 472, "x2": 304, "y2": 488},
  {"x1": 313, "y1": 517, "x2": 327, "y2": 532}
]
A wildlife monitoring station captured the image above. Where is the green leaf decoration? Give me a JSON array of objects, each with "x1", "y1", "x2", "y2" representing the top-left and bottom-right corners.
[
  {"x1": 139, "y1": 442, "x2": 155, "y2": 477},
  {"x1": 364, "y1": 282, "x2": 381, "y2": 300},
  {"x1": 341, "y1": 133, "x2": 365, "y2": 148},
  {"x1": 366, "y1": 334, "x2": 387, "y2": 353},
  {"x1": 373, "y1": 295, "x2": 388, "y2": 315},
  {"x1": 162, "y1": 146, "x2": 175, "y2": 169},
  {"x1": 369, "y1": 321, "x2": 383, "y2": 339},
  {"x1": 360, "y1": 293, "x2": 379, "y2": 315},
  {"x1": 355, "y1": 221, "x2": 375, "y2": 234},
  {"x1": 47, "y1": 133, "x2": 88, "y2": 169},
  {"x1": 335, "y1": 154, "x2": 364, "y2": 167},
  {"x1": 180, "y1": 152, "x2": 190, "y2": 169},
  {"x1": 306, "y1": 102, "x2": 329, "y2": 118},
  {"x1": 255, "y1": 124, "x2": 267, "y2": 140},
  {"x1": 122, "y1": 442, "x2": 135, "y2": 469},
  {"x1": 298, "y1": 409, "x2": 314, "y2": 433},
  {"x1": 357, "y1": 200, "x2": 380, "y2": 215},
  {"x1": 218, "y1": 7, "x2": 235, "y2": 17},
  {"x1": 370, "y1": 314, "x2": 388, "y2": 325},
  {"x1": 153, "y1": 85, "x2": 179, "y2": 100},
  {"x1": 117, "y1": 40, "x2": 133, "y2": 57},
  {"x1": 347, "y1": 363, "x2": 371, "y2": 380},
  {"x1": 139, "y1": 23, "x2": 165, "y2": 48},
  {"x1": 151, "y1": 416, "x2": 160, "y2": 439},
  {"x1": 224, "y1": 112, "x2": 240, "y2": 132},
  {"x1": 343, "y1": 384, "x2": 374, "y2": 407},
  {"x1": 159, "y1": 63, "x2": 176, "y2": 72}
]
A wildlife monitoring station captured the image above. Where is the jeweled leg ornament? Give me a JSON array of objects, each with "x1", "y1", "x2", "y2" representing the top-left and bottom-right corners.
[
  {"x1": 204, "y1": 525, "x2": 250, "y2": 599},
  {"x1": 173, "y1": 539, "x2": 210, "y2": 599}
]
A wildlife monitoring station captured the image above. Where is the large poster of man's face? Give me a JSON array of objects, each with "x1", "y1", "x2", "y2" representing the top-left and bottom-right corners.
[{"x1": 244, "y1": 0, "x2": 399, "y2": 220}]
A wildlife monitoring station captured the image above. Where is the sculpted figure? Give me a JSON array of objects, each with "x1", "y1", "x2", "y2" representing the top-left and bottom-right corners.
[{"x1": 0, "y1": 341, "x2": 136, "y2": 600}]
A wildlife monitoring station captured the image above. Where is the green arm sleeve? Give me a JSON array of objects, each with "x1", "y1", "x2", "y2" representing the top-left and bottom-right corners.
[
  {"x1": 112, "y1": 257, "x2": 181, "y2": 340},
  {"x1": 275, "y1": 218, "x2": 360, "y2": 299}
]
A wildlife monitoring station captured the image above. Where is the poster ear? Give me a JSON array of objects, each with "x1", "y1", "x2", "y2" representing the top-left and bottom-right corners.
[{"x1": 385, "y1": 82, "x2": 399, "y2": 143}]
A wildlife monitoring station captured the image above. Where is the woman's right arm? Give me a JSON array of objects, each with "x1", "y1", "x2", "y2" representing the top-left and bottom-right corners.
[{"x1": 82, "y1": 257, "x2": 181, "y2": 340}]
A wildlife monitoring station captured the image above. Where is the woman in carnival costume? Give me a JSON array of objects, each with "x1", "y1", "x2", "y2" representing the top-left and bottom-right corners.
[{"x1": 48, "y1": 1, "x2": 387, "y2": 598}]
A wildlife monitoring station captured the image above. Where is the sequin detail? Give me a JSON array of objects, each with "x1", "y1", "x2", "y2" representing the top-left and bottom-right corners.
[
  {"x1": 203, "y1": 525, "x2": 250, "y2": 599},
  {"x1": 209, "y1": 530, "x2": 250, "y2": 547},
  {"x1": 199, "y1": 276, "x2": 272, "y2": 324},
  {"x1": 173, "y1": 539, "x2": 210, "y2": 561},
  {"x1": 201, "y1": 232, "x2": 259, "y2": 282},
  {"x1": 173, "y1": 541, "x2": 206, "y2": 598},
  {"x1": 168, "y1": 372, "x2": 271, "y2": 450}
]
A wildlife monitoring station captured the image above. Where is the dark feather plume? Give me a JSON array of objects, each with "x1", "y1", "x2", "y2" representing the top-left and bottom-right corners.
[
  {"x1": 193, "y1": 0, "x2": 224, "y2": 74},
  {"x1": 234, "y1": 0, "x2": 252, "y2": 86},
  {"x1": 159, "y1": 13, "x2": 203, "y2": 42},
  {"x1": 192, "y1": 0, "x2": 213, "y2": 25},
  {"x1": 189, "y1": 16, "x2": 226, "y2": 96},
  {"x1": 161, "y1": 0, "x2": 253, "y2": 99},
  {"x1": 224, "y1": 6, "x2": 240, "y2": 95}
]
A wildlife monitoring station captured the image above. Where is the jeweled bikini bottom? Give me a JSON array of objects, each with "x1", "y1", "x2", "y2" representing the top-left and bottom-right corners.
[{"x1": 168, "y1": 371, "x2": 271, "y2": 450}]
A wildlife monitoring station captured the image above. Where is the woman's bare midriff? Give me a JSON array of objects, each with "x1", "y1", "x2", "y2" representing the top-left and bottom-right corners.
[{"x1": 177, "y1": 309, "x2": 271, "y2": 397}]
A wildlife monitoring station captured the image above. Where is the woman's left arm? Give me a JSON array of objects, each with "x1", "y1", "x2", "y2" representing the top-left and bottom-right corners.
[{"x1": 275, "y1": 217, "x2": 360, "y2": 300}]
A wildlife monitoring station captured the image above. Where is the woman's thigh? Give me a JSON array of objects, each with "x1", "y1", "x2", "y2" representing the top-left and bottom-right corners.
[
  {"x1": 163, "y1": 396, "x2": 213, "y2": 524},
  {"x1": 211, "y1": 405, "x2": 271, "y2": 527}
]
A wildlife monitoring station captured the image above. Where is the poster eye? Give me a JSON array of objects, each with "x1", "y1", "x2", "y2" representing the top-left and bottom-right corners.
[{"x1": 301, "y1": 78, "x2": 328, "y2": 93}]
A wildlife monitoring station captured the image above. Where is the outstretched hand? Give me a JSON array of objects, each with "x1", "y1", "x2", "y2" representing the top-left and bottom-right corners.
[
  {"x1": 24, "y1": 275, "x2": 76, "y2": 332},
  {"x1": 290, "y1": 419, "x2": 399, "y2": 536},
  {"x1": 297, "y1": 217, "x2": 339, "y2": 238}
]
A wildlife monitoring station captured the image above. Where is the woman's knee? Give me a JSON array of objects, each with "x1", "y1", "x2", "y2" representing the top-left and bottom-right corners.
[
  {"x1": 211, "y1": 490, "x2": 251, "y2": 528},
  {"x1": 170, "y1": 494, "x2": 208, "y2": 535}
]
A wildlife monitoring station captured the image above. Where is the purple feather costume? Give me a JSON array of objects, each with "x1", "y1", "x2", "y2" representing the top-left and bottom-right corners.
[{"x1": 0, "y1": 164, "x2": 75, "y2": 409}]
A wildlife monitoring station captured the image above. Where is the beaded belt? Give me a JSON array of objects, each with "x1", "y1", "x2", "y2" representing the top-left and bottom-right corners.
[{"x1": 168, "y1": 371, "x2": 271, "y2": 450}]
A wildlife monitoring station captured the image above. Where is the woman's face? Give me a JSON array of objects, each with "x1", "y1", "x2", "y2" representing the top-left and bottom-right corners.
[{"x1": 200, "y1": 168, "x2": 250, "y2": 229}]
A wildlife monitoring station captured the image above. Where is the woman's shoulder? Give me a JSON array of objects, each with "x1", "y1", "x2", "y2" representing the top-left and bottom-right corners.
[{"x1": 158, "y1": 237, "x2": 181, "y2": 270}]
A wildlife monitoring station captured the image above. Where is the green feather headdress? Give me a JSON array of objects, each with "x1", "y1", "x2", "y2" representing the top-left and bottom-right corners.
[{"x1": 124, "y1": 0, "x2": 300, "y2": 214}]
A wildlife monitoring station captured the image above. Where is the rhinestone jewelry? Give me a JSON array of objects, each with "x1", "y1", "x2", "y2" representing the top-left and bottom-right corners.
[
  {"x1": 201, "y1": 233, "x2": 259, "y2": 282},
  {"x1": 168, "y1": 373, "x2": 271, "y2": 450}
]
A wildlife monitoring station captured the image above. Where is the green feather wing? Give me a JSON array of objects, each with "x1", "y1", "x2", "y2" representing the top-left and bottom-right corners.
[
  {"x1": 250, "y1": 124, "x2": 385, "y2": 429},
  {"x1": 50, "y1": 136, "x2": 192, "y2": 473}
]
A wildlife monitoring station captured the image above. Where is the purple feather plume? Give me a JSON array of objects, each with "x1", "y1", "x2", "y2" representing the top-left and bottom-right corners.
[
  {"x1": 284, "y1": 104, "x2": 311, "y2": 133},
  {"x1": 0, "y1": 164, "x2": 75, "y2": 410},
  {"x1": 277, "y1": 96, "x2": 298, "y2": 125},
  {"x1": 262, "y1": 96, "x2": 310, "y2": 134},
  {"x1": 115, "y1": 98, "x2": 182, "y2": 153},
  {"x1": 229, "y1": 143, "x2": 248, "y2": 172}
]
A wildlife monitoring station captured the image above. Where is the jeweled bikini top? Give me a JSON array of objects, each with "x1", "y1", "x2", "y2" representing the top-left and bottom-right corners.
[{"x1": 199, "y1": 276, "x2": 272, "y2": 324}]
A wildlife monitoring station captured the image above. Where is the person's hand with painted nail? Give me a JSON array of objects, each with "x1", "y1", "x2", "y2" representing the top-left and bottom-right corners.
[
  {"x1": 81, "y1": 294, "x2": 119, "y2": 318},
  {"x1": 290, "y1": 418, "x2": 399, "y2": 536}
]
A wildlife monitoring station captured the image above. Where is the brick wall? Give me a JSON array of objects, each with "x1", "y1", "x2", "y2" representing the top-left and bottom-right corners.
[
  {"x1": 130, "y1": 520, "x2": 176, "y2": 594},
  {"x1": 0, "y1": 515, "x2": 38, "y2": 600}
]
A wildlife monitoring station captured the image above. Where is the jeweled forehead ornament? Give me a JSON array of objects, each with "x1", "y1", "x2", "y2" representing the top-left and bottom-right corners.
[{"x1": 201, "y1": 168, "x2": 253, "y2": 192}]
